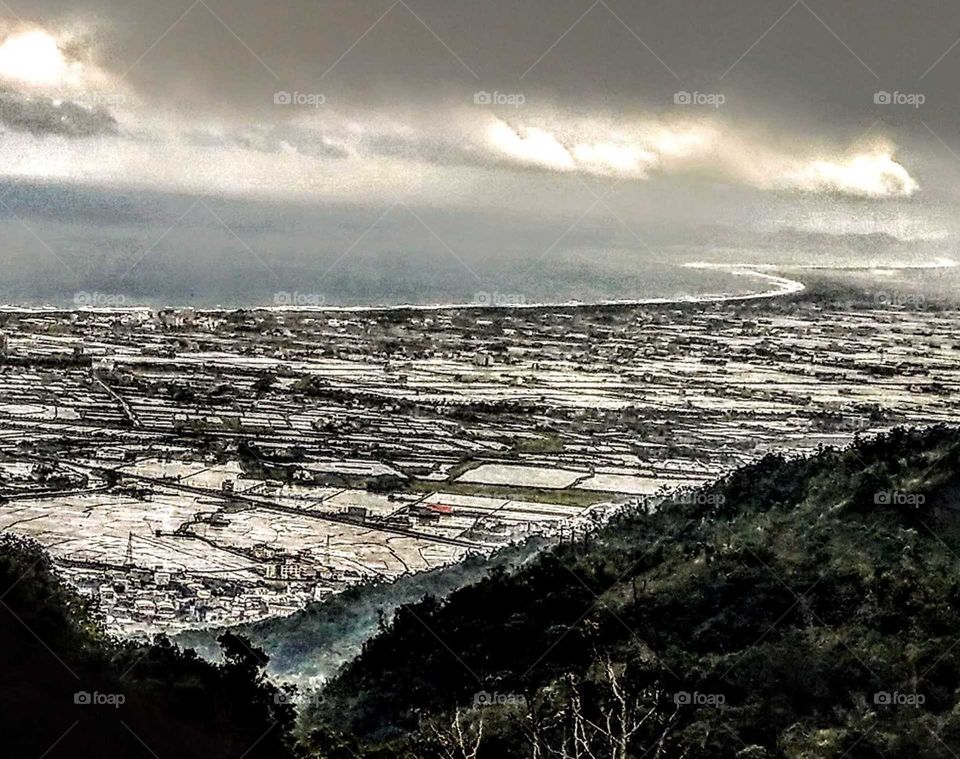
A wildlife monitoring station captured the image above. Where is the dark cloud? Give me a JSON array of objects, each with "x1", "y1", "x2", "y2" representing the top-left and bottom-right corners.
[
  {"x1": 12, "y1": 0, "x2": 960, "y2": 129},
  {"x1": 0, "y1": 89, "x2": 117, "y2": 137},
  {"x1": 6, "y1": 2, "x2": 960, "y2": 165}
]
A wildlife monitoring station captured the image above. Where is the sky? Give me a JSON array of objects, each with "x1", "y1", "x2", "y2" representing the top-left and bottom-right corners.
[{"x1": 1, "y1": 0, "x2": 960, "y2": 305}]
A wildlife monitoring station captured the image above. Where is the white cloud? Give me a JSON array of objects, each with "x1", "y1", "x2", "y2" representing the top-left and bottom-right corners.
[
  {"x1": 480, "y1": 116, "x2": 918, "y2": 199},
  {"x1": 0, "y1": 25, "x2": 117, "y2": 95},
  {"x1": 571, "y1": 141, "x2": 658, "y2": 177},
  {"x1": 0, "y1": 29, "x2": 75, "y2": 88},
  {"x1": 487, "y1": 120, "x2": 575, "y2": 171},
  {"x1": 781, "y1": 151, "x2": 919, "y2": 198}
]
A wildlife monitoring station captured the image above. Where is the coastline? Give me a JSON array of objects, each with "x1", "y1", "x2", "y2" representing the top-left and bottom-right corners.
[{"x1": 0, "y1": 258, "x2": 952, "y2": 315}]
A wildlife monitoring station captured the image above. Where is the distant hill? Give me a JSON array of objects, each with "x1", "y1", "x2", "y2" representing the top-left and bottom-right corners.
[{"x1": 301, "y1": 425, "x2": 960, "y2": 758}]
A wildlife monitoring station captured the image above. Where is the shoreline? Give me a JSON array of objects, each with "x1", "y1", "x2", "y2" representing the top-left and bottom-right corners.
[{"x1": 0, "y1": 259, "x2": 952, "y2": 316}]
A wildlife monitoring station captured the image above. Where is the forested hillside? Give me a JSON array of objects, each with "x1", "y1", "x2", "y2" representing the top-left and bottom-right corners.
[
  {"x1": 0, "y1": 535, "x2": 296, "y2": 759},
  {"x1": 301, "y1": 426, "x2": 960, "y2": 758},
  {"x1": 7, "y1": 426, "x2": 960, "y2": 758}
]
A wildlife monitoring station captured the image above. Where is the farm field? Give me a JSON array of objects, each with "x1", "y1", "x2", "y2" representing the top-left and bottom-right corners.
[{"x1": 0, "y1": 290, "x2": 955, "y2": 635}]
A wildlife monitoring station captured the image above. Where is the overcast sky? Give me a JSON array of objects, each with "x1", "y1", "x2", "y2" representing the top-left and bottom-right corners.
[{"x1": 1, "y1": 0, "x2": 959, "y2": 304}]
